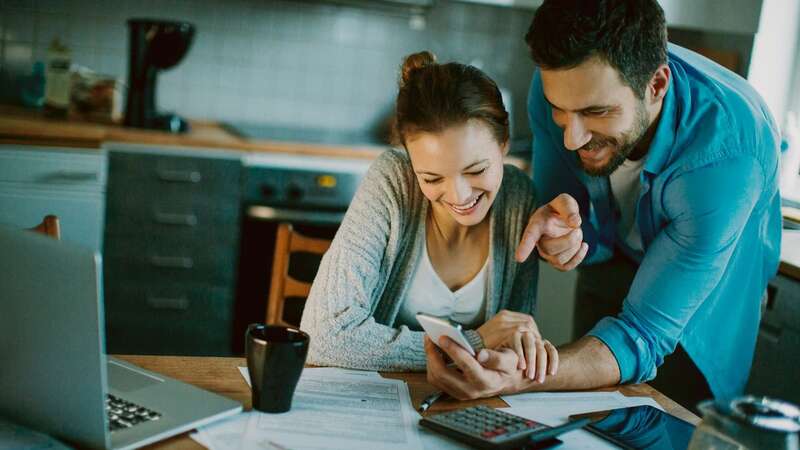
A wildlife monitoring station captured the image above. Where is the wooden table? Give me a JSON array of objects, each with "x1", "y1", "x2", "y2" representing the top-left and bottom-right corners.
[{"x1": 116, "y1": 355, "x2": 700, "y2": 449}]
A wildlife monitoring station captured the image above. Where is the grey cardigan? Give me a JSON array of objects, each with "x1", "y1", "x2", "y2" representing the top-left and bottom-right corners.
[{"x1": 299, "y1": 148, "x2": 539, "y2": 371}]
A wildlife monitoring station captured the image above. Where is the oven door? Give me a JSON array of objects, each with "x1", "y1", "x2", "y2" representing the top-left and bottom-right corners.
[
  {"x1": 233, "y1": 206, "x2": 342, "y2": 353},
  {"x1": 232, "y1": 155, "x2": 370, "y2": 353}
]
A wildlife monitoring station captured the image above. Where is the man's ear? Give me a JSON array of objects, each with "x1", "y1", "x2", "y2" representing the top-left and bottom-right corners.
[{"x1": 647, "y1": 64, "x2": 671, "y2": 105}]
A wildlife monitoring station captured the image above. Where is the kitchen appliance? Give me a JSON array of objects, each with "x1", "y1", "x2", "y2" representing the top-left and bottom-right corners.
[
  {"x1": 223, "y1": 123, "x2": 389, "y2": 148},
  {"x1": 233, "y1": 152, "x2": 372, "y2": 352},
  {"x1": 688, "y1": 396, "x2": 800, "y2": 450},
  {"x1": 124, "y1": 19, "x2": 195, "y2": 133}
]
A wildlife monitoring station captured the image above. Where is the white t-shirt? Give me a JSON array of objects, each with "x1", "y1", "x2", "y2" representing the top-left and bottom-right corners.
[
  {"x1": 397, "y1": 237, "x2": 488, "y2": 331},
  {"x1": 609, "y1": 157, "x2": 646, "y2": 253}
]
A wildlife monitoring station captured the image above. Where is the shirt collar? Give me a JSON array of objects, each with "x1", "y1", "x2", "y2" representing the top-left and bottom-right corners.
[{"x1": 643, "y1": 64, "x2": 678, "y2": 176}]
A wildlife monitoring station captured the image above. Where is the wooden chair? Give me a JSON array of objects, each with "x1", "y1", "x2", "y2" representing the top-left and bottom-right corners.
[
  {"x1": 28, "y1": 215, "x2": 61, "y2": 240},
  {"x1": 267, "y1": 223, "x2": 332, "y2": 327}
]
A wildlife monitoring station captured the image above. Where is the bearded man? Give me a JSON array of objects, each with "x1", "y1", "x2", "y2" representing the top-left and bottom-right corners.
[{"x1": 424, "y1": 0, "x2": 782, "y2": 413}]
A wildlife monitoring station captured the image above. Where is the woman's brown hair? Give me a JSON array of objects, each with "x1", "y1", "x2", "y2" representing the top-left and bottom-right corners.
[{"x1": 394, "y1": 51, "x2": 509, "y2": 148}]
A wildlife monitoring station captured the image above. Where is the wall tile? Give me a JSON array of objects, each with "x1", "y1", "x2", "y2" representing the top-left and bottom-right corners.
[
  {"x1": 5, "y1": 0, "x2": 36, "y2": 10},
  {"x1": 5, "y1": 10, "x2": 36, "y2": 43},
  {"x1": 36, "y1": 12, "x2": 73, "y2": 48},
  {"x1": 1, "y1": 0, "x2": 536, "y2": 137}
]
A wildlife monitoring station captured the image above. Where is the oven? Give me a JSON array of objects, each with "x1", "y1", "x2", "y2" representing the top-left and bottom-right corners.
[{"x1": 232, "y1": 152, "x2": 372, "y2": 353}]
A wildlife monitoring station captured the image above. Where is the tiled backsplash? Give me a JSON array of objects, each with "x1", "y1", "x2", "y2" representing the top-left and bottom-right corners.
[{"x1": 0, "y1": 0, "x2": 536, "y2": 138}]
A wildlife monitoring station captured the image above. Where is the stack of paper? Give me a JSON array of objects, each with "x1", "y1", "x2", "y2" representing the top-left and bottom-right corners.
[{"x1": 192, "y1": 367, "x2": 423, "y2": 450}]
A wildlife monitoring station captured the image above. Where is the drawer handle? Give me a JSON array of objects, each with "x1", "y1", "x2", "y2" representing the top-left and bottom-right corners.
[
  {"x1": 759, "y1": 321, "x2": 782, "y2": 343},
  {"x1": 153, "y1": 212, "x2": 198, "y2": 226},
  {"x1": 150, "y1": 255, "x2": 194, "y2": 269},
  {"x1": 157, "y1": 169, "x2": 202, "y2": 183},
  {"x1": 147, "y1": 296, "x2": 190, "y2": 310}
]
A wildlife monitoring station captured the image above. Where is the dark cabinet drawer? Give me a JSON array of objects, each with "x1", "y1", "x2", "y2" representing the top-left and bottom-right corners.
[
  {"x1": 104, "y1": 235, "x2": 238, "y2": 285},
  {"x1": 105, "y1": 191, "x2": 241, "y2": 234},
  {"x1": 104, "y1": 281, "x2": 235, "y2": 356},
  {"x1": 761, "y1": 274, "x2": 800, "y2": 332},
  {"x1": 747, "y1": 273, "x2": 800, "y2": 404},
  {"x1": 748, "y1": 326, "x2": 800, "y2": 404},
  {"x1": 107, "y1": 151, "x2": 241, "y2": 197}
]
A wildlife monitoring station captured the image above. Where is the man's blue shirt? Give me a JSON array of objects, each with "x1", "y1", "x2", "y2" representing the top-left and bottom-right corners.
[{"x1": 527, "y1": 44, "x2": 782, "y2": 400}]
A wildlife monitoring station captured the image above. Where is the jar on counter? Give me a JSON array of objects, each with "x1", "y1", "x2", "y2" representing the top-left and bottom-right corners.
[{"x1": 44, "y1": 39, "x2": 71, "y2": 118}]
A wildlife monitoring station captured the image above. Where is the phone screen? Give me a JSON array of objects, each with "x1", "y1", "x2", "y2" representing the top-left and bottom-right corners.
[
  {"x1": 570, "y1": 405, "x2": 696, "y2": 450},
  {"x1": 415, "y1": 313, "x2": 476, "y2": 356}
]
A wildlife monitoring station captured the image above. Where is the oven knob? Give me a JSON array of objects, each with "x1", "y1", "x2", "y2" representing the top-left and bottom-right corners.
[
  {"x1": 260, "y1": 184, "x2": 275, "y2": 198},
  {"x1": 287, "y1": 185, "x2": 303, "y2": 201}
]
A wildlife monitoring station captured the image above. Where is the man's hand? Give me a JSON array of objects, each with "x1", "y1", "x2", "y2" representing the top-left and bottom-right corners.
[
  {"x1": 426, "y1": 335, "x2": 622, "y2": 400},
  {"x1": 425, "y1": 336, "x2": 523, "y2": 400},
  {"x1": 516, "y1": 193, "x2": 588, "y2": 271},
  {"x1": 476, "y1": 310, "x2": 559, "y2": 381}
]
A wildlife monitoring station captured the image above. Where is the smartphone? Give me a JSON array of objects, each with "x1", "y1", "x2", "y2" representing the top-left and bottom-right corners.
[
  {"x1": 569, "y1": 405, "x2": 696, "y2": 450},
  {"x1": 416, "y1": 313, "x2": 476, "y2": 356}
]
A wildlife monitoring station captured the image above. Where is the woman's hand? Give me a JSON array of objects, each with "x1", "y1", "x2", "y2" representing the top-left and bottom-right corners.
[{"x1": 476, "y1": 310, "x2": 559, "y2": 382}]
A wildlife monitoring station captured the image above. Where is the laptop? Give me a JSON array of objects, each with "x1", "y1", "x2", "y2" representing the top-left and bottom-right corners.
[{"x1": 0, "y1": 227, "x2": 242, "y2": 449}]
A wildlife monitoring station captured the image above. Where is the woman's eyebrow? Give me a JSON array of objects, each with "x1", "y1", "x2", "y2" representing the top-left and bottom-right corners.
[{"x1": 415, "y1": 159, "x2": 489, "y2": 176}]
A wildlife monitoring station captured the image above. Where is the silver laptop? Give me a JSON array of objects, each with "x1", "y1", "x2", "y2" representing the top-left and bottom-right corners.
[{"x1": 0, "y1": 227, "x2": 242, "y2": 449}]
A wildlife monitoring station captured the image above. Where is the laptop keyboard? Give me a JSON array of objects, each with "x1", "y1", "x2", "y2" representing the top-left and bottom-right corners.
[{"x1": 106, "y1": 394, "x2": 162, "y2": 431}]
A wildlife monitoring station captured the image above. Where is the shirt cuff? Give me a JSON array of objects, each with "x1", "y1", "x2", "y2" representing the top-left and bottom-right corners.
[
  {"x1": 464, "y1": 329, "x2": 485, "y2": 352},
  {"x1": 587, "y1": 316, "x2": 651, "y2": 384}
]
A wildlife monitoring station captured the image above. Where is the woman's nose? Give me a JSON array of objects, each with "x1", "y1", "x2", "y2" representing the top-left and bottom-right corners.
[{"x1": 447, "y1": 177, "x2": 473, "y2": 205}]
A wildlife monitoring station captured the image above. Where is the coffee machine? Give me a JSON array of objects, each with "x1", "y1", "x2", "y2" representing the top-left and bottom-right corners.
[{"x1": 124, "y1": 19, "x2": 195, "y2": 133}]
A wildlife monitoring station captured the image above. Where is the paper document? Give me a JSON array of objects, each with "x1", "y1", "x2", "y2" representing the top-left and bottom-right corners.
[
  {"x1": 195, "y1": 367, "x2": 422, "y2": 450},
  {"x1": 191, "y1": 413, "x2": 248, "y2": 450},
  {"x1": 499, "y1": 391, "x2": 664, "y2": 449},
  {"x1": 237, "y1": 366, "x2": 381, "y2": 387},
  {"x1": 241, "y1": 369, "x2": 422, "y2": 450}
]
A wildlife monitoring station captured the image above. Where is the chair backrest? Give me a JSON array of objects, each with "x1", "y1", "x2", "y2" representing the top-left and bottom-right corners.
[
  {"x1": 29, "y1": 215, "x2": 61, "y2": 240},
  {"x1": 267, "y1": 223, "x2": 332, "y2": 327}
]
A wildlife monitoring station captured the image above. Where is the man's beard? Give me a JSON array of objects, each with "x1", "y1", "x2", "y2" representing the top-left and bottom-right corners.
[{"x1": 578, "y1": 102, "x2": 650, "y2": 177}]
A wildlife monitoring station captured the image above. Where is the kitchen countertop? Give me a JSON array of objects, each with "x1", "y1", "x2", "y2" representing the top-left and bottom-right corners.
[
  {"x1": 781, "y1": 229, "x2": 800, "y2": 280},
  {"x1": 0, "y1": 104, "x2": 387, "y2": 159},
  {"x1": 0, "y1": 104, "x2": 533, "y2": 170}
]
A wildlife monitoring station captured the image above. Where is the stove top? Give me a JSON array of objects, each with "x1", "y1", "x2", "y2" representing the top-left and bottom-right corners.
[{"x1": 224, "y1": 122, "x2": 389, "y2": 148}]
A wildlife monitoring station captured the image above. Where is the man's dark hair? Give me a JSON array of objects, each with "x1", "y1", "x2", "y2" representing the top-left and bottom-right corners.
[{"x1": 525, "y1": 0, "x2": 667, "y2": 99}]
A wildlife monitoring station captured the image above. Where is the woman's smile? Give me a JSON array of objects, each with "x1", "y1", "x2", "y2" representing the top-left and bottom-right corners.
[{"x1": 445, "y1": 192, "x2": 484, "y2": 216}]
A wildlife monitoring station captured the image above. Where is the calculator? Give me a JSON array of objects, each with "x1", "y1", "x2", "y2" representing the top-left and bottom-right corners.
[{"x1": 420, "y1": 405, "x2": 585, "y2": 449}]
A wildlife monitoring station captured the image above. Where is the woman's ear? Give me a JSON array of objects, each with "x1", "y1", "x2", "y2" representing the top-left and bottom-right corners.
[{"x1": 502, "y1": 140, "x2": 510, "y2": 156}]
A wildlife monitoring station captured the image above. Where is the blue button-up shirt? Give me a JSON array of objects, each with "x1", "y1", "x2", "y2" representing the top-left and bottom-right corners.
[{"x1": 527, "y1": 44, "x2": 782, "y2": 400}]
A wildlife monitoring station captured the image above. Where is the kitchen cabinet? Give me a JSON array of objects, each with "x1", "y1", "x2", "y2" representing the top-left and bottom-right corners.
[
  {"x1": 747, "y1": 272, "x2": 800, "y2": 405},
  {"x1": 456, "y1": 0, "x2": 763, "y2": 35},
  {"x1": 103, "y1": 144, "x2": 242, "y2": 356},
  {"x1": 747, "y1": 231, "x2": 800, "y2": 405},
  {"x1": 0, "y1": 145, "x2": 107, "y2": 251}
]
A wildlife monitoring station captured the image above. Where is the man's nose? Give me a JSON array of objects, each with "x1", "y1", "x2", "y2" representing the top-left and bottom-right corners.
[{"x1": 563, "y1": 114, "x2": 591, "y2": 151}]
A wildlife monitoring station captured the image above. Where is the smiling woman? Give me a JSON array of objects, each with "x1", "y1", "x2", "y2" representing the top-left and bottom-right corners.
[{"x1": 299, "y1": 51, "x2": 560, "y2": 382}]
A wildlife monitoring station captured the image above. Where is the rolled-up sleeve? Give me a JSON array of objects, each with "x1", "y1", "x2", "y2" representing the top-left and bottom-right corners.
[{"x1": 588, "y1": 154, "x2": 764, "y2": 384}]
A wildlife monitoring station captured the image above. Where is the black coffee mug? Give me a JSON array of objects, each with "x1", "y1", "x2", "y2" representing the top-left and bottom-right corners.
[{"x1": 245, "y1": 323, "x2": 310, "y2": 413}]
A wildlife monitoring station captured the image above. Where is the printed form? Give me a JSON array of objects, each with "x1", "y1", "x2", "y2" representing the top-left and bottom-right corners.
[{"x1": 194, "y1": 367, "x2": 422, "y2": 450}]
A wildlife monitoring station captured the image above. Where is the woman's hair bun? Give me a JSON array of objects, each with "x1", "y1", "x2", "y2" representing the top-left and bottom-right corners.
[{"x1": 400, "y1": 51, "x2": 436, "y2": 86}]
